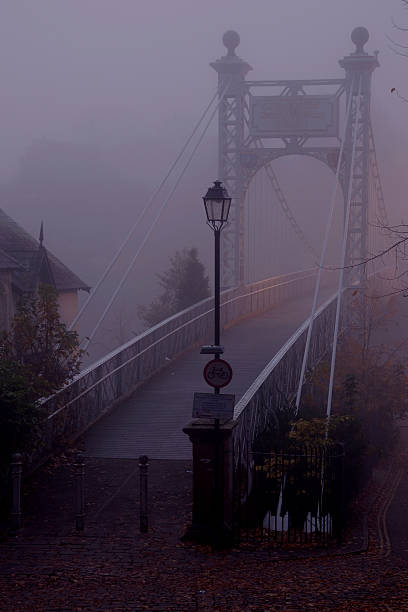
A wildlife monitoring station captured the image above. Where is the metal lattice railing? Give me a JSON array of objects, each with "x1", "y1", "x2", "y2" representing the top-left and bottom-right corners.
[
  {"x1": 231, "y1": 270, "x2": 391, "y2": 457},
  {"x1": 232, "y1": 291, "x2": 338, "y2": 458},
  {"x1": 42, "y1": 269, "x2": 321, "y2": 454},
  {"x1": 232, "y1": 444, "x2": 344, "y2": 546}
]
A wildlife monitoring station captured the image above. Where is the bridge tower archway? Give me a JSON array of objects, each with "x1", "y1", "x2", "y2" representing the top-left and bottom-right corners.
[
  {"x1": 243, "y1": 153, "x2": 346, "y2": 283},
  {"x1": 211, "y1": 27, "x2": 379, "y2": 288}
]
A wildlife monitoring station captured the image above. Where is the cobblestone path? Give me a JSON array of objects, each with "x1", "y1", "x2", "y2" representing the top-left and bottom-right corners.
[
  {"x1": 1, "y1": 296, "x2": 408, "y2": 610},
  {"x1": 1, "y1": 436, "x2": 408, "y2": 611}
]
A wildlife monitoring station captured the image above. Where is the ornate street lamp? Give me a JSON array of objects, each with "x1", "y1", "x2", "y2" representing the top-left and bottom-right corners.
[
  {"x1": 202, "y1": 181, "x2": 231, "y2": 365},
  {"x1": 201, "y1": 180, "x2": 232, "y2": 548},
  {"x1": 203, "y1": 180, "x2": 232, "y2": 231}
]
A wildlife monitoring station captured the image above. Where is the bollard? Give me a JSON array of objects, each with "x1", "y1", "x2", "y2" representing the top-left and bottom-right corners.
[
  {"x1": 74, "y1": 451, "x2": 85, "y2": 531},
  {"x1": 139, "y1": 455, "x2": 149, "y2": 533},
  {"x1": 11, "y1": 453, "x2": 22, "y2": 531}
]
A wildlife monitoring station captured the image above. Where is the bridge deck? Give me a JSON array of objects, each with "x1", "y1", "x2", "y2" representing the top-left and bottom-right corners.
[{"x1": 84, "y1": 287, "x2": 335, "y2": 460}]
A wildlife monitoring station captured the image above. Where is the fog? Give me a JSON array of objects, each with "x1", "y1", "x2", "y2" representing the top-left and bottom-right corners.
[{"x1": 1, "y1": 0, "x2": 408, "y2": 361}]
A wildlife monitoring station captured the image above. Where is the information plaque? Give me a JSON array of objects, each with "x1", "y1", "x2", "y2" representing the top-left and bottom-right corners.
[
  {"x1": 192, "y1": 392, "x2": 235, "y2": 420},
  {"x1": 250, "y1": 95, "x2": 339, "y2": 138}
]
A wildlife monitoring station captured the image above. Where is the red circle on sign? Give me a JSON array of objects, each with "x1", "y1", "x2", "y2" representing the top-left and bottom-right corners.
[{"x1": 203, "y1": 358, "x2": 233, "y2": 388}]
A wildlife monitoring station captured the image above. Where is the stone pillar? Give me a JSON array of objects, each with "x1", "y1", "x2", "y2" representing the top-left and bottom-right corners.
[{"x1": 182, "y1": 419, "x2": 236, "y2": 546}]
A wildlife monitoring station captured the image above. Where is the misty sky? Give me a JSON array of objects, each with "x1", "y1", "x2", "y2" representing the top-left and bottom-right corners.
[
  {"x1": 1, "y1": 1, "x2": 407, "y2": 184},
  {"x1": 2, "y1": 0, "x2": 408, "y2": 358}
]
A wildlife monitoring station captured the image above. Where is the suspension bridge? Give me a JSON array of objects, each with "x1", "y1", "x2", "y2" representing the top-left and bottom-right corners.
[{"x1": 42, "y1": 27, "x2": 392, "y2": 468}]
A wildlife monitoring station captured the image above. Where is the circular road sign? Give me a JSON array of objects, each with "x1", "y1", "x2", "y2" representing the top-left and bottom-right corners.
[{"x1": 203, "y1": 358, "x2": 233, "y2": 389}]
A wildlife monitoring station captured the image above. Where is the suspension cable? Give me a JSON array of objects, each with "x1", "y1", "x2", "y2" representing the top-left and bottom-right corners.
[
  {"x1": 317, "y1": 78, "x2": 362, "y2": 515},
  {"x1": 68, "y1": 86, "x2": 220, "y2": 332},
  {"x1": 294, "y1": 74, "x2": 357, "y2": 414},
  {"x1": 252, "y1": 168, "x2": 258, "y2": 280},
  {"x1": 82, "y1": 79, "x2": 231, "y2": 351},
  {"x1": 253, "y1": 138, "x2": 318, "y2": 262},
  {"x1": 326, "y1": 75, "x2": 363, "y2": 425}
]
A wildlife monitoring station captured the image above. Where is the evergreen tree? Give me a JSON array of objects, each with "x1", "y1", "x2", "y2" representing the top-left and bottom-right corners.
[{"x1": 138, "y1": 248, "x2": 210, "y2": 328}]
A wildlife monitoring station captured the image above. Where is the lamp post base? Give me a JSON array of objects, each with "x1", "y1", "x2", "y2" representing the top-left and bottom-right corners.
[{"x1": 182, "y1": 419, "x2": 236, "y2": 548}]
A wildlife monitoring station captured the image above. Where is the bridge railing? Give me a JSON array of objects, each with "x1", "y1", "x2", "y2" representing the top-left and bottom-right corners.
[
  {"x1": 232, "y1": 291, "x2": 338, "y2": 458},
  {"x1": 231, "y1": 269, "x2": 392, "y2": 455},
  {"x1": 43, "y1": 268, "x2": 322, "y2": 452}
]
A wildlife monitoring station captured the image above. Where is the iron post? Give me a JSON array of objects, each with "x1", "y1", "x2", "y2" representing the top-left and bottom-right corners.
[
  {"x1": 11, "y1": 453, "x2": 22, "y2": 531},
  {"x1": 213, "y1": 228, "x2": 221, "y2": 546},
  {"x1": 202, "y1": 179, "x2": 232, "y2": 547},
  {"x1": 214, "y1": 228, "x2": 221, "y2": 367},
  {"x1": 139, "y1": 455, "x2": 149, "y2": 533},
  {"x1": 74, "y1": 451, "x2": 85, "y2": 531}
]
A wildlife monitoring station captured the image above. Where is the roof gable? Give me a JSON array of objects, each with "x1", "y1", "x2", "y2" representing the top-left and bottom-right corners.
[
  {"x1": 0, "y1": 208, "x2": 90, "y2": 292},
  {"x1": 0, "y1": 248, "x2": 22, "y2": 271}
]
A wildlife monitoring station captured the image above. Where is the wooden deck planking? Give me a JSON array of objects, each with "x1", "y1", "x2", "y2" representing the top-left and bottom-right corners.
[{"x1": 84, "y1": 287, "x2": 335, "y2": 460}]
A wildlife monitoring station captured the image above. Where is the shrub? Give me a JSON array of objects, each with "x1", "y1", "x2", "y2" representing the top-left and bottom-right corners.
[{"x1": 0, "y1": 285, "x2": 83, "y2": 474}]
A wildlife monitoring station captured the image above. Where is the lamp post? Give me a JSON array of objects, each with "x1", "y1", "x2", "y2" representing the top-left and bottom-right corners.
[
  {"x1": 202, "y1": 180, "x2": 232, "y2": 370},
  {"x1": 202, "y1": 180, "x2": 231, "y2": 547}
]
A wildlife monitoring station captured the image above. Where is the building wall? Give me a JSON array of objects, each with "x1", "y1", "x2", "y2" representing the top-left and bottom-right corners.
[
  {"x1": 57, "y1": 290, "x2": 79, "y2": 328},
  {"x1": 1, "y1": 284, "x2": 80, "y2": 333}
]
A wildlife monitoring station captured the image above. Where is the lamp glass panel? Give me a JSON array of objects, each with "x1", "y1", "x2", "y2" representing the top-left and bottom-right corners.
[
  {"x1": 206, "y1": 199, "x2": 224, "y2": 221},
  {"x1": 223, "y1": 199, "x2": 231, "y2": 220}
]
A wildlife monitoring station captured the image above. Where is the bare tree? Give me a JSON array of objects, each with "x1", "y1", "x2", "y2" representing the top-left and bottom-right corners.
[{"x1": 388, "y1": 1, "x2": 408, "y2": 102}]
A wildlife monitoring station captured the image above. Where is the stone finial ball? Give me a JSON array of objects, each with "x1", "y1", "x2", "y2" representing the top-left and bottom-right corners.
[
  {"x1": 223, "y1": 30, "x2": 240, "y2": 54},
  {"x1": 351, "y1": 26, "x2": 369, "y2": 52}
]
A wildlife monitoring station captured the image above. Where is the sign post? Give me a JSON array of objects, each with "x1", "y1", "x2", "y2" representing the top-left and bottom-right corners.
[
  {"x1": 201, "y1": 357, "x2": 234, "y2": 547},
  {"x1": 203, "y1": 358, "x2": 233, "y2": 390}
]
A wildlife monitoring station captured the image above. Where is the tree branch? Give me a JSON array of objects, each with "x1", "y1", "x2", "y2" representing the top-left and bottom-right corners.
[
  {"x1": 323, "y1": 237, "x2": 408, "y2": 271},
  {"x1": 387, "y1": 32, "x2": 408, "y2": 47},
  {"x1": 388, "y1": 44, "x2": 408, "y2": 57}
]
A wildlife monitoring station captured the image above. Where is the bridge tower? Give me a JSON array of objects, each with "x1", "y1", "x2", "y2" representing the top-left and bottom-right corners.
[
  {"x1": 212, "y1": 28, "x2": 378, "y2": 289},
  {"x1": 211, "y1": 31, "x2": 252, "y2": 288},
  {"x1": 339, "y1": 27, "x2": 379, "y2": 287}
]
